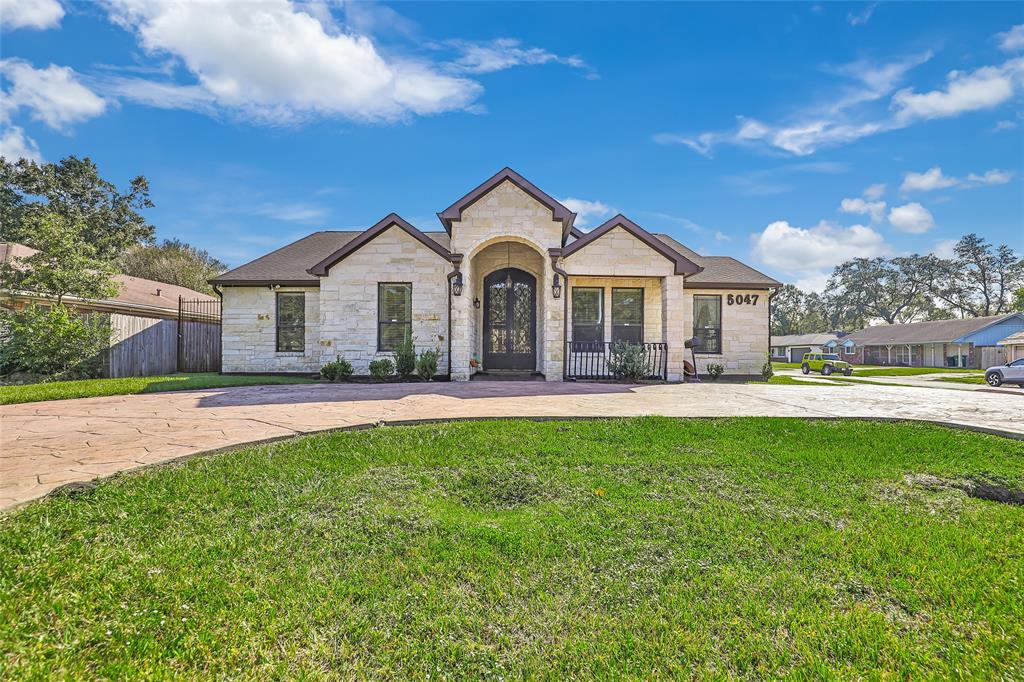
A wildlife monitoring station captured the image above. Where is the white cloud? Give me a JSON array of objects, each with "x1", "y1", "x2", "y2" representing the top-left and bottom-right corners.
[
  {"x1": 888, "y1": 202, "x2": 935, "y2": 233},
  {"x1": 101, "y1": 0, "x2": 483, "y2": 124},
  {"x1": 794, "y1": 271, "x2": 832, "y2": 293},
  {"x1": 863, "y1": 182, "x2": 887, "y2": 199},
  {"x1": 994, "y1": 119, "x2": 1018, "y2": 131},
  {"x1": 0, "y1": 59, "x2": 108, "y2": 131},
  {"x1": 932, "y1": 238, "x2": 958, "y2": 259},
  {"x1": 847, "y1": 2, "x2": 878, "y2": 27},
  {"x1": 0, "y1": 125, "x2": 41, "y2": 162},
  {"x1": 559, "y1": 197, "x2": 614, "y2": 229},
  {"x1": 713, "y1": 230, "x2": 731, "y2": 242},
  {"x1": 751, "y1": 219, "x2": 888, "y2": 271},
  {"x1": 996, "y1": 24, "x2": 1024, "y2": 52},
  {"x1": 252, "y1": 202, "x2": 329, "y2": 223},
  {"x1": 900, "y1": 167, "x2": 958, "y2": 192},
  {"x1": 444, "y1": 39, "x2": 595, "y2": 78},
  {"x1": 892, "y1": 58, "x2": 1024, "y2": 122},
  {"x1": 839, "y1": 197, "x2": 886, "y2": 222},
  {"x1": 0, "y1": 0, "x2": 63, "y2": 31},
  {"x1": 901, "y1": 166, "x2": 1014, "y2": 192}
]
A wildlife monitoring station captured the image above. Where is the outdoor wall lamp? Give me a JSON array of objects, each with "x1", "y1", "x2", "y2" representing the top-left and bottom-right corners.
[
  {"x1": 551, "y1": 273, "x2": 562, "y2": 299},
  {"x1": 451, "y1": 271, "x2": 463, "y2": 296},
  {"x1": 473, "y1": 297, "x2": 481, "y2": 309}
]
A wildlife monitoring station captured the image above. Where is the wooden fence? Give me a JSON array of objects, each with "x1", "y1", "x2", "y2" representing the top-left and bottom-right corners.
[{"x1": 104, "y1": 297, "x2": 221, "y2": 377}]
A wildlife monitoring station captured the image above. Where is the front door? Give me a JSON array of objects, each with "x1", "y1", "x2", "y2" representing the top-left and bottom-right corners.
[{"x1": 483, "y1": 268, "x2": 536, "y2": 371}]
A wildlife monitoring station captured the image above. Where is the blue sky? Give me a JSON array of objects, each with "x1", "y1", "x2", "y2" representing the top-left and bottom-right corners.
[{"x1": 2, "y1": 1, "x2": 1022, "y2": 290}]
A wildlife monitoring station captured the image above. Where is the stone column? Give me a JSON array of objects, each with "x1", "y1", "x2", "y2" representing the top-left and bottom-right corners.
[
  {"x1": 661, "y1": 275, "x2": 686, "y2": 381},
  {"x1": 542, "y1": 257, "x2": 565, "y2": 381},
  {"x1": 450, "y1": 261, "x2": 472, "y2": 381}
]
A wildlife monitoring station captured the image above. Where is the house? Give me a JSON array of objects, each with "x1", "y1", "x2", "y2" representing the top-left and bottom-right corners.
[
  {"x1": 998, "y1": 330, "x2": 1024, "y2": 362},
  {"x1": 769, "y1": 333, "x2": 846, "y2": 363},
  {"x1": 842, "y1": 313, "x2": 1024, "y2": 368},
  {"x1": 1, "y1": 241, "x2": 219, "y2": 376},
  {"x1": 210, "y1": 168, "x2": 781, "y2": 381}
]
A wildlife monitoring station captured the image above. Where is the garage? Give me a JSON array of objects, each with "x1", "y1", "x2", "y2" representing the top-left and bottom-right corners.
[{"x1": 790, "y1": 347, "x2": 812, "y2": 362}]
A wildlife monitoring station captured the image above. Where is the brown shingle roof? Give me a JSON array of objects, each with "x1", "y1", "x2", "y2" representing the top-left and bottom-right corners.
[
  {"x1": 845, "y1": 314, "x2": 1018, "y2": 345},
  {"x1": 209, "y1": 230, "x2": 452, "y2": 285},
  {"x1": 654, "y1": 234, "x2": 782, "y2": 288}
]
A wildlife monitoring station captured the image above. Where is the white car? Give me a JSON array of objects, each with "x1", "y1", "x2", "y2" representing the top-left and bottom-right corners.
[{"x1": 985, "y1": 358, "x2": 1024, "y2": 387}]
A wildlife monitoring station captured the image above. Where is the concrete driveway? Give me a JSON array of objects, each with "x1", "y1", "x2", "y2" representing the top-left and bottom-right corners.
[{"x1": 2, "y1": 380, "x2": 1022, "y2": 511}]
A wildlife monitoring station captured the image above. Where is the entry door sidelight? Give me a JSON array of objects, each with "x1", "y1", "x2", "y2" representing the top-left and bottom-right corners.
[{"x1": 483, "y1": 268, "x2": 536, "y2": 370}]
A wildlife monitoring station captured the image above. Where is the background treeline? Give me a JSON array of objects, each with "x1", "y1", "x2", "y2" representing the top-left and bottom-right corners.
[{"x1": 771, "y1": 238, "x2": 1024, "y2": 335}]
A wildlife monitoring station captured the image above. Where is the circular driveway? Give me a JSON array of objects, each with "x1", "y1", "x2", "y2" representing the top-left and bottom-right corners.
[{"x1": 2, "y1": 380, "x2": 1021, "y2": 510}]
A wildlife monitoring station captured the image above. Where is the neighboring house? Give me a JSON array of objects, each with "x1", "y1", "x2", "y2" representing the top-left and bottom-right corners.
[
  {"x1": 842, "y1": 313, "x2": 1024, "y2": 368},
  {"x1": 1, "y1": 241, "x2": 219, "y2": 376},
  {"x1": 998, "y1": 330, "x2": 1024, "y2": 362},
  {"x1": 769, "y1": 333, "x2": 846, "y2": 363},
  {"x1": 210, "y1": 168, "x2": 781, "y2": 380}
]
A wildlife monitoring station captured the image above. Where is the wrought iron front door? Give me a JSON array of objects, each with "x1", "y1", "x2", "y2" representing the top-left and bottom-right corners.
[{"x1": 483, "y1": 268, "x2": 536, "y2": 370}]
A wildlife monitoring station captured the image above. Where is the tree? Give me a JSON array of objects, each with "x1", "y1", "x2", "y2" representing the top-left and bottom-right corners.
[
  {"x1": 121, "y1": 239, "x2": 227, "y2": 294},
  {"x1": 1013, "y1": 287, "x2": 1024, "y2": 313},
  {"x1": 770, "y1": 284, "x2": 805, "y2": 335},
  {"x1": 825, "y1": 256, "x2": 933, "y2": 325},
  {"x1": 1, "y1": 156, "x2": 155, "y2": 260},
  {"x1": 0, "y1": 213, "x2": 118, "y2": 305},
  {"x1": 925, "y1": 234, "x2": 1024, "y2": 317}
]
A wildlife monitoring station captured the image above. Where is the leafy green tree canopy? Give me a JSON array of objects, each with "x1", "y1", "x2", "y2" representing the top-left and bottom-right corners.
[
  {"x1": 121, "y1": 239, "x2": 227, "y2": 295},
  {"x1": 1, "y1": 156, "x2": 155, "y2": 260}
]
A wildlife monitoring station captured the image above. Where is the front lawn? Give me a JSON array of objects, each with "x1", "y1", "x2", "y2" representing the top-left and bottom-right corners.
[
  {"x1": 853, "y1": 367, "x2": 982, "y2": 377},
  {"x1": 936, "y1": 375, "x2": 989, "y2": 385},
  {"x1": 2, "y1": 418, "x2": 1022, "y2": 678},
  {"x1": 0, "y1": 373, "x2": 314, "y2": 405}
]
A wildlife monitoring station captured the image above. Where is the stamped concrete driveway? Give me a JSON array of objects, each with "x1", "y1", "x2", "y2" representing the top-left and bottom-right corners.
[{"x1": 2, "y1": 380, "x2": 1022, "y2": 510}]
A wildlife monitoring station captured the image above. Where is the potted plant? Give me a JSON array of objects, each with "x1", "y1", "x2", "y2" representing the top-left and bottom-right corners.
[{"x1": 470, "y1": 354, "x2": 481, "y2": 369}]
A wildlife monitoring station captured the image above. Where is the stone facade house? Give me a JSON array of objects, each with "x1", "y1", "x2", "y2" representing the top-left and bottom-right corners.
[{"x1": 210, "y1": 169, "x2": 780, "y2": 381}]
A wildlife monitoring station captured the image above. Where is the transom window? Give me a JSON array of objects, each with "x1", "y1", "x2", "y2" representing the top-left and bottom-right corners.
[
  {"x1": 571, "y1": 287, "x2": 604, "y2": 344},
  {"x1": 378, "y1": 282, "x2": 412, "y2": 351},
  {"x1": 275, "y1": 292, "x2": 305, "y2": 352},
  {"x1": 611, "y1": 288, "x2": 644, "y2": 344},
  {"x1": 693, "y1": 294, "x2": 722, "y2": 354}
]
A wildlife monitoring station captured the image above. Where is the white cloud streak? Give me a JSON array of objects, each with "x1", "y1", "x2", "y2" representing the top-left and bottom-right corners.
[
  {"x1": 888, "y1": 202, "x2": 935, "y2": 233},
  {"x1": 559, "y1": 197, "x2": 614, "y2": 229},
  {"x1": 901, "y1": 166, "x2": 1014, "y2": 192},
  {"x1": 0, "y1": 0, "x2": 64, "y2": 31},
  {"x1": 996, "y1": 24, "x2": 1024, "y2": 52},
  {"x1": 0, "y1": 125, "x2": 41, "y2": 162},
  {"x1": 1, "y1": 59, "x2": 108, "y2": 131},
  {"x1": 839, "y1": 197, "x2": 887, "y2": 222}
]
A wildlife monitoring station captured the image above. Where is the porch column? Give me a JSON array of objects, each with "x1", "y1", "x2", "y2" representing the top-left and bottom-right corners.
[
  {"x1": 449, "y1": 260, "x2": 473, "y2": 381},
  {"x1": 661, "y1": 275, "x2": 686, "y2": 381},
  {"x1": 542, "y1": 255, "x2": 564, "y2": 381}
]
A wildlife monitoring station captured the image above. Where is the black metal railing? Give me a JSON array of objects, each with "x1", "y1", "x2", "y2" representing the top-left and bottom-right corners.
[{"x1": 565, "y1": 341, "x2": 668, "y2": 380}]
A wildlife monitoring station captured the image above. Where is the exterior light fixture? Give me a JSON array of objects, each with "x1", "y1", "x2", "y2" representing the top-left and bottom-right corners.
[
  {"x1": 552, "y1": 273, "x2": 562, "y2": 299},
  {"x1": 451, "y1": 271, "x2": 464, "y2": 296},
  {"x1": 474, "y1": 297, "x2": 481, "y2": 309}
]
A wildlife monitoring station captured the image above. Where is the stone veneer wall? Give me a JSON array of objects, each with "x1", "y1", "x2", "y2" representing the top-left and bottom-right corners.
[
  {"x1": 562, "y1": 226, "x2": 675, "y2": 278},
  {"x1": 221, "y1": 286, "x2": 321, "y2": 373},
  {"x1": 683, "y1": 288, "x2": 771, "y2": 376},
  {"x1": 448, "y1": 180, "x2": 566, "y2": 381},
  {"x1": 319, "y1": 226, "x2": 450, "y2": 374}
]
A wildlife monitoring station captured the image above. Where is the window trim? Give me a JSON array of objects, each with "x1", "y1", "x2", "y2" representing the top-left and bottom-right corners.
[
  {"x1": 693, "y1": 294, "x2": 722, "y2": 355},
  {"x1": 275, "y1": 291, "x2": 305, "y2": 353},
  {"x1": 571, "y1": 286, "x2": 604, "y2": 345},
  {"x1": 611, "y1": 287, "x2": 644, "y2": 344},
  {"x1": 377, "y1": 282, "x2": 412, "y2": 352}
]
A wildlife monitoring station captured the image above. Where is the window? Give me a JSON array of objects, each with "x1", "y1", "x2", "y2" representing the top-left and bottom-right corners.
[
  {"x1": 378, "y1": 282, "x2": 412, "y2": 351},
  {"x1": 572, "y1": 287, "x2": 603, "y2": 345},
  {"x1": 693, "y1": 295, "x2": 722, "y2": 354},
  {"x1": 844, "y1": 343, "x2": 855, "y2": 356},
  {"x1": 611, "y1": 288, "x2": 644, "y2": 343},
  {"x1": 276, "y1": 292, "x2": 305, "y2": 352}
]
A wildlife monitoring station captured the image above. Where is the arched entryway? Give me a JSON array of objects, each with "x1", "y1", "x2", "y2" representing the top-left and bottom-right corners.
[{"x1": 483, "y1": 267, "x2": 537, "y2": 370}]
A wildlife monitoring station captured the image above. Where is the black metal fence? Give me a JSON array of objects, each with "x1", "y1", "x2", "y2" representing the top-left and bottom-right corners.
[
  {"x1": 177, "y1": 297, "x2": 221, "y2": 373},
  {"x1": 565, "y1": 341, "x2": 668, "y2": 380}
]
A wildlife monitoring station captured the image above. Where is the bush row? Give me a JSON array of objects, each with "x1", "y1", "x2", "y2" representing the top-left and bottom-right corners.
[{"x1": 320, "y1": 346, "x2": 440, "y2": 383}]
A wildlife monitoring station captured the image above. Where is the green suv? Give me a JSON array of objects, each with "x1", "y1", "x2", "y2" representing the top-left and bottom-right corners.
[{"x1": 801, "y1": 352, "x2": 853, "y2": 377}]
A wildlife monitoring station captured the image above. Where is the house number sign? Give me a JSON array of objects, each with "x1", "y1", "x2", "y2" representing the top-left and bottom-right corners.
[{"x1": 726, "y1": 294, "x2": 759, "y2": 305}]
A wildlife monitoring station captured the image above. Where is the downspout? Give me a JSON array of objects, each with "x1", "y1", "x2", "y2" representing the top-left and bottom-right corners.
[
  {"x1": 211, "y1": 284, "x2": 223, "y2": 375},
  {"x1": 549, "y1": 249, "x2": 569, "y2": 380},
  {"x1": 446, "y1": 254, "x2": 463, "y2": 379},
  {"x1": 767, "y1": 286, "x2": 779, "y2": 362}
]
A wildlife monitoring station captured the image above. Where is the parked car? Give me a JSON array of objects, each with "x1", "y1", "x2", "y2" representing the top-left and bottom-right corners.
[
  {"x1": 984, "y1": 358, "x2": 1024, "y2": 387},
  {"x1": 801, "y1": 352, "x2": 854, "y2": 377}
]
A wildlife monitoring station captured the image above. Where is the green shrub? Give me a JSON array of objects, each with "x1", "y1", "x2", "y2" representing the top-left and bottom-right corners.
[
  {"x1": 320, "y1": 358, "x2": 353, "y2": 382},
  {"x1": 415, "y1": 348, "x2": 440, "y2": 381},
  {"x1": 760, "y1": 353, "x2": 774, "y2": 382},
  {"x1": 706, "y1": 363, "x2": 725, "y2": 380},
  {"x1": 393, "y1": 336, "x2": 416, "y2": 380},
  {"x1": 608, "y1": 342, "x2": 649, "y2": 381},
  {"x1": 368, "y1": 357, "x2": 394, "y2": 381},
  {"x1": 0, "y1": 304, "x2": 111, "y2": 380}
]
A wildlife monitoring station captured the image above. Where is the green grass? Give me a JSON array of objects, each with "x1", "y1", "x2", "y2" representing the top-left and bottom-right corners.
[
  {"x1": 853, "y1": 367, "x2": 982, "y2": 377},
  {"x1": 751, "y1": 375, "x2": 853, "y2": 386},
  {"x1": 2, "y1": 418, "x2": 1022, "y2": 679},
  {"x1": 936, "y1": 375, "x2": 989, "y2": 385},
  {"x1": 0, "y1": 373, "x2": 314, "y2": 405}
]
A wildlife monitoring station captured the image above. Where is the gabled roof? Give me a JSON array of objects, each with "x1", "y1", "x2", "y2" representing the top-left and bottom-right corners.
[
  {"x1": 209, "y1": 229, "x2": 451, "y2": 286},
  {"x1": 998, "y1": 330, "x2": 1024, "y2": 346},
  {"x1": 561, "y1": 214, "x2": 703, "y2": 275},
  {"x1": 772, "y1": 333, "x2": 841, "y2": 347},
  {"x1": 844, "y1": 313, "x2": 1024, "y2": 345},
  {"x1": 307, "y1": 213, "x2": 453, "y2": 276},
  {"x1": 437, "y1": 167, "x2": 577, "y2": 241},
  {"x1": 653, "y1": 234, "x2": 782, "y2": 289}
]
